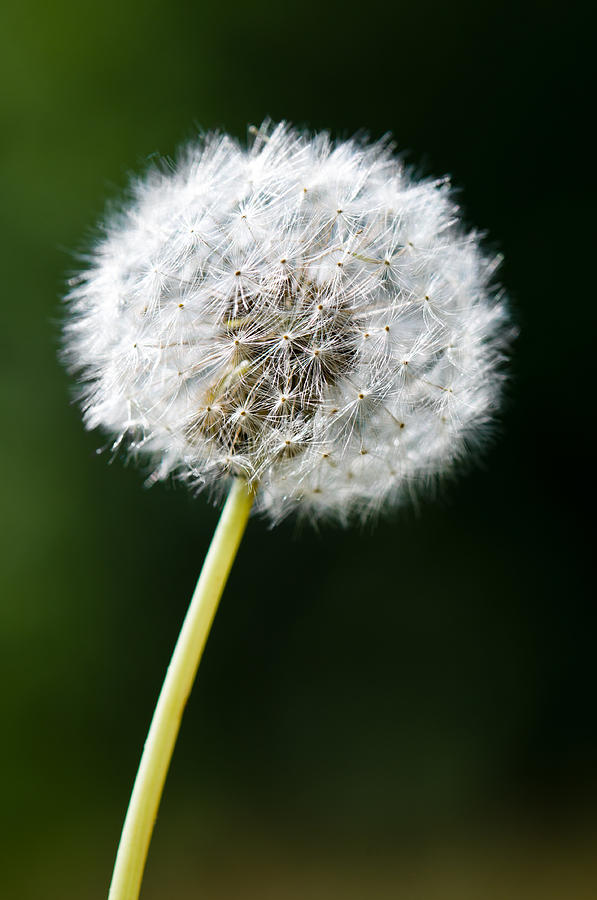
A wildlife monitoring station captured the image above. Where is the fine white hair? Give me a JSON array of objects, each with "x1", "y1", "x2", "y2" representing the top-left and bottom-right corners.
[{"x1": 64, "y1": 121, "x2": 513, "y2": 523}]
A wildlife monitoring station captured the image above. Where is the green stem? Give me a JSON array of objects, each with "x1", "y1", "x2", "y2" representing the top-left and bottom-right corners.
[{"x1": 108, "y1": 477, "x2": 255, "y2": 900}]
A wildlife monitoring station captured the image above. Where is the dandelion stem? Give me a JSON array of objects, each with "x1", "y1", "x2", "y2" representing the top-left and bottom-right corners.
[{"x1": 107, "y1": 477, "x2": 255, "y2": 900}]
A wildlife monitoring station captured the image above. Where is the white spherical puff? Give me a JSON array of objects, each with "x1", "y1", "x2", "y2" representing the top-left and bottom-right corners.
[{"x1": 64, "y1": 121, "x2": 513, "y2": 524}]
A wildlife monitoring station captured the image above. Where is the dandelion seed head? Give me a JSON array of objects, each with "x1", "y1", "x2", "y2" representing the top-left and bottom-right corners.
[{"x1": 64, "y1": 121, "x2": 513, "y2": 523}]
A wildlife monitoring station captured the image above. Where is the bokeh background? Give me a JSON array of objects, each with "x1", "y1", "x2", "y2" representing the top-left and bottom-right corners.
[{"x1": 0, "y1": 1, "x2": 593, "y2": 897}]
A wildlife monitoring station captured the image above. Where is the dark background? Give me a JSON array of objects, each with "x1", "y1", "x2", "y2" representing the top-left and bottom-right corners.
[{"x1": 0, "y1": 1, "x2": 594, "y2": 897}]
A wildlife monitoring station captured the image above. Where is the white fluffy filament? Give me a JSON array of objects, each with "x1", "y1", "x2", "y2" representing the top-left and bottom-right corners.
[{"x1": 64, "y1": 121, "x2": 513, "y2": 523}]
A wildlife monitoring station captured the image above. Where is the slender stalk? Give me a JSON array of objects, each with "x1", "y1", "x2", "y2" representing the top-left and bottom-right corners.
[{"x1": 108, "y1": 477, "x2": 255, "y2": 900}]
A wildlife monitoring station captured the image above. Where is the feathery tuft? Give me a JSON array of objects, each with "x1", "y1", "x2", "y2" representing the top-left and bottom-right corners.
[{"x1": 64, "y1": 121, "x2": 513, "y2": 523}]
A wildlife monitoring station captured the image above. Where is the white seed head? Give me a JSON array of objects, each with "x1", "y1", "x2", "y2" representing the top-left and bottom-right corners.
[{"x1": 64, "y1": 121, "x2": 513, "y2": 523}]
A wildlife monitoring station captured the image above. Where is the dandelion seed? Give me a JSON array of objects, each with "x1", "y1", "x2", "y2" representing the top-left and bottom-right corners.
[{"x1": 63, "y1": 121, "x2": 512, "y2": 523}]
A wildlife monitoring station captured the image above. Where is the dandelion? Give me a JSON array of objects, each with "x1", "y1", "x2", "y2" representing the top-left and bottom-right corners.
[{"x1": 64, "y1": 121, "x2": 512, "y2": 900}]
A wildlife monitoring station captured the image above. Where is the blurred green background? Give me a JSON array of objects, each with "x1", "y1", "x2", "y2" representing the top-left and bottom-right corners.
[{"x1": 0, "y1": 0, "x2": 593, "y2": 897}]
